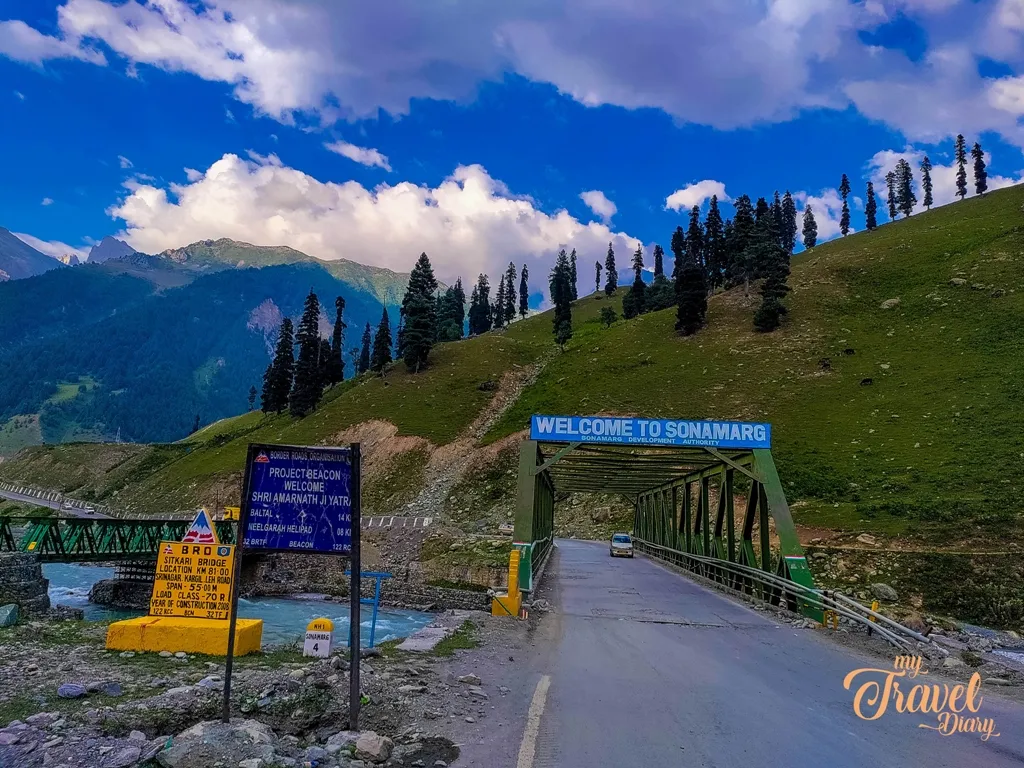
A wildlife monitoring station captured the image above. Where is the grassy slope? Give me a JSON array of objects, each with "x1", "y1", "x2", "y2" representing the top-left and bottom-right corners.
[{"x1": 2, "y1": 186, "x2": 1023, "y2": 544}]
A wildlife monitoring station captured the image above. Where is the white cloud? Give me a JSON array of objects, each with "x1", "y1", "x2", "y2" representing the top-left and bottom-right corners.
[
  {"x1": 118, "y1": 154, "x2": 133, "y2": 169},
  {"x1": 13, "y1": 90, "x2": 24, "y2": 100},
  {"x1": 13, "y1": 232, "x2": 88, "y2": 261},
  {"x1": 665, "y1": 180, "x2": 730, "y2": 212},
  {"x1": 0, "y1": 16, "x2": 104, "y2": 65},
  {"x1": 579, "y1": 190, "x2": 616, "y2": 223},
  {"x1": 41, "y1": 197, "x2": 53, "y2": 206},
  {"x1": 324, "y1": 140, "x2": 392, "y2": 171},
  {"x1": 107, "y1": 153, "x2": 642, "y2": 295},
  {"x1": 866, "y1": 146, "x2": 1024, "y2": 213},
  {"x1": 794, "y1": 188, "x2": 847, "y2": 243}
]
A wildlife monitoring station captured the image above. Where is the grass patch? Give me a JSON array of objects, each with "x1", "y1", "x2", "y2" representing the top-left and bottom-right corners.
[{"x1": 432, "y1": 620, "x2": 478, "y2": 657}]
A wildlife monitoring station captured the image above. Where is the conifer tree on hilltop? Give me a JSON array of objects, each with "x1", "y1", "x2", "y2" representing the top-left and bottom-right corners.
[
  {"x1": 468, "y1": 274, "x2": 491, "y2": 335},
  {"x1": 955, "y1": 134, "x2": 968, "y2": 200},
  {"x1": 729, "y1": 195, "x2": 756, "y2": 292},
  {"x1": 317, "y1": 337, "x2": 333, "y2": 389},
  {"x1": 753, "y1": 212, "x2": 791, "y2": 333},
  {"x1": 802, "y1": 205, "x2": 818, "y2": 250},
  {"x1": 358, "y1": 322, "x2": 371, "y2": 374},
  {"x1": 437, "y1": 278, "x2": 465, "y2": 342},
  {"x1": 262, "y1": 317, "x2": 294, "y2": 414},
  {"x1": 549, "y1": 249, "x2": 573, "y2": 350},
  {"x1": 326, "y1": 296, "x2": 346, "y2": 386},
  {"x1": 370, "y1": 306, "x2": 393, "y2": 374},
  {"x1": 289, "y1": 290, "x2": 323, "y2": 417},
  {"x1": 604, "y1": 242, "x2": 618, "y2": 296},
  {"x1": 519, "y1": 265, "x2": 530, "y2": 319},
  {"x1": 839, "y1": 174, "x2": 851, "y2": 236},
  {"x1": 674, "y1": 250, "x2": 706, "y2": 337},
  {"x1": 781, "y1": 191, "x2": 798, "y2": 255},
  {"x1": 400, "y1": 252, "x2": 439, "y2": 372},
  {"x1": 493, "y1": 275, "x2": 506, "y2": 329},
  {"x1": 921, "y1": 156, "x2": 934, "y2": 210},
  {"x1": 705, "y1": 195, "x2": 726, "y2": 288},
  {"x1": 504, "y1": 262, "x2": 518, "y2": 324},
  {"x1": 669, "y1": 225, "x2": 686, "y2": 281},
  {"x1": 647, "y1": 243, "x2": 674, "y2": 311},
  {"x1": 772, "y1": 191, "x2": 785, "y2": 246},
  {"x1": 896, "y1": 158, "x2": 916, "y2": 218},
  {"x1": 622, "y1": 245, "x2": 646, "y2": 319},
  {"x1": 865, "y1": 181, "x2": 878, "y2": 231},
  {"x1": 653, "y1": 243, "x2": 664, "y2": 278},
  {"x1": 247, "y1": 385, "x2": 257, "y2": 412},
  {"x1": 594, "y1": 260, "x2": 602, "y2": 294},
  {"x1": 972, "y1": 142, "x2": 988, "y2": 196},
  {"x1": 886, "y1": 171, "x2": 898, "y2": 220},
  {"x1": 568, "y1": 249, "x2": 578, "y2": 301}
]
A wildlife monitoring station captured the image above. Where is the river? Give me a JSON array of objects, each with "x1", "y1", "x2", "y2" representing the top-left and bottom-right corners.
[{"x1": 43, "y1": 563, "x2": 434, "y2": 646}]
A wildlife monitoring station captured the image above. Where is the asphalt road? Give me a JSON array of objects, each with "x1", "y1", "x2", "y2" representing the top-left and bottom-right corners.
[
  {"x1": 512, "y1": 539, "x2": 1024, "y2": 768},
  {"x1": 0, "y1": 488, "x2": 107, "y2": 519}
]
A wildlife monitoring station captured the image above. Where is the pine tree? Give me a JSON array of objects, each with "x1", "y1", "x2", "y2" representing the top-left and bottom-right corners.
[
  {"x1": 674, "y1": 253, "x2": 707, "y2": 337},
  {"x1": 686, "y1": 205, "x2": 704, "y2": 271},
  {"x1": 753, "y1": 232, "x2": 791, "y2": 334},
  {"x1": 504, "y1": 262, "x2": 517, "y2": 324},
  {"x1": 549, "y1": 250, "x2": 573, "y2": 349},
  {"x1": 358, "y1": 322, "x2": 371, "y2": 374},
  {"x1": 781, "y1": 191, "x2": 797, "y2": 255},
  {"x1": 704, "y1": 196, "x2": 726, "y2": 289},
  {"x1": 262, "y1": 318, "x2": 294, "y2": 413},
  {"x1": 729, "y1": 195, "x2": 757, "y2": 292},
  {"x1": 289, "y1": 290, "x2": 324, "y2": 417},
  {"x1": 317, "y1": 338, "x2": 333, "y2": 387},
  {"x1": 519, "y1": 265, "x2": 529, "y2": 318},
  {"x1": 247, "y1": 385, "x2": 257, "y2": 412},
  {"x1": 670, "y1": 225, "x2": 686, "y2": 280},
  {"x1": 400, "y1": 252, "x2": 439, "y2": 372},
  {"x1": 749, "y1": 200, "x2": 784, "y2": 282},
  {"x1": 772, "y1": 191, "x2": 784, "y2": 247},
  {"x1": 647, "y1": 244, "x2": 674, "y2": 312},
  {"x1": 347, "y1": 346, "x2": 359, "y2": 375},
  {"x1": 622, "y1": 246, "x2": 646, "y2": 319},
  {"x1": 493, "y1": 275, "x2": 506, "y2": 329},
  {"x1": 604, "y1": 243, "x2": 617, "y2": 296},
  {"x1": 839, "y1": 174, "x2": 851, "y2": 236},
  {"x1": 370, "y1": 306, "x2": 392, "y2": 373},
  {"x1": 653, "y1": 244, "x2": 665, "y2": 278},
  {"x1": 325, "y1": 296, "x2": 346, "y2": 386},
  {"x1": 802, "y1": 206, "x2": 818, "y2": 249},
  {"x1": 594, "y1": 261, "x2": 602, "y2": 294},
  {"x1": 921, "y1": 156, "x2": 934, "y2": 210},
  {"x1": 865, "y1": 181, "x2": 878, "y2": 231},
  {"x1": 955, "y1": 134, "x2": 968, "y2": 200},
  {"x1": 437, "y1": 279, "x2": 466, "y2": 342},
  {"x1": 568, "y1": 249, "x2": 578, "y2": 301},
  {"x1": 886, "y1": 171, "x2": 898, "y2": 220},
  {"x1": 896, "y1": 158, "x2": 916, "y2": 218},
  {"x1": 972, "y1": 142, "x2": 988, "y2": 195},
  {"x1": 468, "y1": 275, "x2": 492, "y2": 336}
]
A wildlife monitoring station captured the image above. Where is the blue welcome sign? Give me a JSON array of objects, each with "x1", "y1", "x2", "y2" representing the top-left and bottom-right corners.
[
  {"x1": 530, "y1": 415, "x2": 771, "y2": 449},
  {"x1": 240, "y1": 444, "x2": 354, "y2": 554}
]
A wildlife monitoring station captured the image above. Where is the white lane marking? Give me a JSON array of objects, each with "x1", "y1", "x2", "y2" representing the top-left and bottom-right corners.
[{"x1": 516, "y1": 674, "x2": 551, "y2": 768}]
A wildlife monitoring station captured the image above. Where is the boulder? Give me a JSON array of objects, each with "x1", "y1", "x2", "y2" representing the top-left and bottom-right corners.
[
  {"x1": 0, "y1": 603, "x2": 18, "y2": 628},
  {"x1": 103, "y1": 745, "x2": 141, "y2": 768},
  {"x1": 949, "y1": 278, "x2": 967, "y2": 287},
  {"x1": 457, "y1": 674, "x2": 481, "y2": 686},
  {"x1": 156, "y1": 719, "x2": 276, "y2": 768},
  {"x1": 57, "y1": 684, "x2": 87, "y2": 699},
  {"x1": 855, "y1": 533, "x2": 876, "y2": 546},
  {"x1": 354, "y1": 731, "x2": 393, "y2": 763},
  {"x1": 326, "y1": 730, "x2": 360, "y2": 754},
  {"x1": 880, "y1": 298, "x2": 900, "y2": 310},
  {"x1": 870, "y1": 583, "x2": 899, "y2": 602},
  {"x1": 942, "y1": 656, "x2": 966, "y2": 669}
]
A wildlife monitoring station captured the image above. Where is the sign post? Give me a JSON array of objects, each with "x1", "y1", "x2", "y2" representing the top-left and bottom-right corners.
[{"x1": 223, "y1": 443, "x2": 361, "y2": 727}]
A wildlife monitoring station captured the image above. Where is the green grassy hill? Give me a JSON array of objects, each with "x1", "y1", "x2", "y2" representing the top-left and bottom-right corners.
[{"x1": 3, "y1": 186, "x2": 1023, "y2": 549}]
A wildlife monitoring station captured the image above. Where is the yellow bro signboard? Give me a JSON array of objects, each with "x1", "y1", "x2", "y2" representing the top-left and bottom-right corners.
[{"x1": 149, "y1": 541, "x2": 235, "y2": 620}]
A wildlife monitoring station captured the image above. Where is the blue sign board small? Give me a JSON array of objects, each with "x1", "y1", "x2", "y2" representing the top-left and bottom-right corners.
[
  {"x1": 530, "y1": 415, "x2": 771, "y2": 449},
  {"x1": 241, "y1": 445, "x2": 354, "y2": 554}
]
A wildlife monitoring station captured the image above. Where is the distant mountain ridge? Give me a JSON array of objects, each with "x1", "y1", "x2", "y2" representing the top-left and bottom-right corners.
[
  {"x1": 88, "y1": 236, "x2": 136, "y2": 263},
  {"x1": 0, "y1": 228, "x2": 64, "y2": 281}
]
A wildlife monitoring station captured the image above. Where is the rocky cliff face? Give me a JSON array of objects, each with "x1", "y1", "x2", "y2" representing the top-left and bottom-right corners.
[{"x1": 87, "y1": 236, "x2": 136, "y2": 263}]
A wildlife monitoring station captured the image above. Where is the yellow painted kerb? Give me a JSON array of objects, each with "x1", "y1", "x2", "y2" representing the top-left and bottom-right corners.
[
  {"x1": 106, "y1": 616, "x2": 263, "y2": 656},
  {"x1": 491, "y1": 549, "x2": 523, "y2": 617}
]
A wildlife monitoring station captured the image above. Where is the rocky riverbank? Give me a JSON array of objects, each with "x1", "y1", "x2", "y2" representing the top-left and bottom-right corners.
[{"x1": 0, "y1": 609, "x2": 513, "y2": 768}]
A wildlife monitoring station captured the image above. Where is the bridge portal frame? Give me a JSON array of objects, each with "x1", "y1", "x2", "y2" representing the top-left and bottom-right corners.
[{"x1": 514, "y1": 439, "x2": 819, "y2": 618}]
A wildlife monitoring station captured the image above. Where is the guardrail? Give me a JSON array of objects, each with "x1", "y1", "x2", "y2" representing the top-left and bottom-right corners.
[{"x1": 635, "y1": 538, "x2": 933, "y2": 652}]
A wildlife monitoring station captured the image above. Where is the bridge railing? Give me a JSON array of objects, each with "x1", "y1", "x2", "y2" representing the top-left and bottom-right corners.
[{"x1": 634, "y1": 538, "x2": 933, "y2": 652}]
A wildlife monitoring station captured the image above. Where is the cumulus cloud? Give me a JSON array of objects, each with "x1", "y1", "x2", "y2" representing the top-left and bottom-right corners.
[
  {"x1": 324, "y1": 140, "x2": 392, "y2": 171},
  {"x1": 866, "y1": 146, "x2": 1024, "y2": 212},
  {"x1": 579, "y1": 190, "x2": 616, "y2": 223},
  {"x1": 41, "y1": 197, "x2": 53, "y2": 206},
  {"x1": 13, "y1": 232, "x2": 89, "y2": 261},
  {"x1": 794, "y1": 188, "x2": 847, "y2": 243},
  {"x1": 118, "y1": 154, "x2": 133, "y2": 169},
  {"x1": 107, "y1": 153, "x2": 642, "y2": 294},
  {"x1": 665, "y1": 180, "x2": 730, "y2": 212}
]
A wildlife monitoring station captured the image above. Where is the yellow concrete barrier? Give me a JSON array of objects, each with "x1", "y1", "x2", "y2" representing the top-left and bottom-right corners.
[
  {"x1": 106, "y1": 616, "x2": 264, "y2": 656},
  {"x1": 491, "y1": 549, "x2": 523, "y2": 617}
]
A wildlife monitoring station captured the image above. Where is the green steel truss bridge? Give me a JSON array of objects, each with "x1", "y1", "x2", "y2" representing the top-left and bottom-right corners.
[
  {"x1": 0, "y1": 517, "x2": 236, "y2": 562},
  {"x1": 514, "y1": 438, "x2": 824, "y2": 622}
]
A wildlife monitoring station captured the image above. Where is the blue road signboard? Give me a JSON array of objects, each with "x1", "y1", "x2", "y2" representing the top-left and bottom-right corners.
[
  {"x1": 240, "y1": 444, "x2": 354, "y2": 554},
  {"x1": 530, "y1": 415, "x2": 771, "y2": 449}
]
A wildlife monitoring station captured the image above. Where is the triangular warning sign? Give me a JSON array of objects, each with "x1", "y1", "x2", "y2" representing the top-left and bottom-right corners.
[
  {"x1": 254, "y1": 451, "x2": 270, "y2": 464},
  {"x1": 182, "y1": 508, "x2": 219, "y2": 545}
]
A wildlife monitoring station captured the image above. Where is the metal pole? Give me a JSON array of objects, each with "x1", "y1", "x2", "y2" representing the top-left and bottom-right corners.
[
  {"x1": 349, "y1": 443, "x2": 362, "y2": 731},
  {"x1": 222, "y1": 445, "x2": 255, "y2": 723}
]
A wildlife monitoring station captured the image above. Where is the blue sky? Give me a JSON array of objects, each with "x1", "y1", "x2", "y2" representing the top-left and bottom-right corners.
[{"x1": 3, "y1": 0, "x2": 1024, "y2": 288}]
